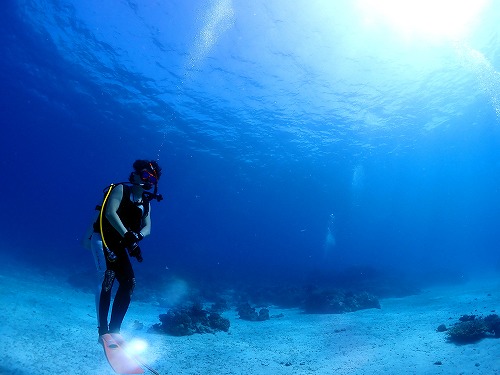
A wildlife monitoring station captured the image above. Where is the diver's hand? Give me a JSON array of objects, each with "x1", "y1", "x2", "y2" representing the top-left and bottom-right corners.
[{"x1": 123, "y1": 231, "x2": 142, "y2": 246}]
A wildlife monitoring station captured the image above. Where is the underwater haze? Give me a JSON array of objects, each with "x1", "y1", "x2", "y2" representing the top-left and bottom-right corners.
[{"x1": 2, "y1": 0, "x2": 500, "y2": 292}]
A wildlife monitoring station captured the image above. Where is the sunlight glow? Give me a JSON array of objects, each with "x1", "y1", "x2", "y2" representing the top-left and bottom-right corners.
[{"x1": 358, "y1": 0, "x2": 490, "y2": 40}]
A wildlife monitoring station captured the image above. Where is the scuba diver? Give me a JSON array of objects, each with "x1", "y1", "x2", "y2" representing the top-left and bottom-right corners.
[{"x1": 85, "y1": 159, "x2": 163, "y2": 340}]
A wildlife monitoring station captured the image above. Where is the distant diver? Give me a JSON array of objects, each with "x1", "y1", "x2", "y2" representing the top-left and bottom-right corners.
[{"x1": 323, "y1": 213, "x2": 336, "y2": 257}]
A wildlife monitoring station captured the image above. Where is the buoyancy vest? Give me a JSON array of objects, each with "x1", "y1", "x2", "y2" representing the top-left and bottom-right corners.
[{"x1": 93, "y1": 184, "x2": 150, "y2": 249}]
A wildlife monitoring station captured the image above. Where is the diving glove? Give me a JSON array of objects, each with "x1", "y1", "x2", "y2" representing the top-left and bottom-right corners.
[{"x1": 123, "y1": 231, "x2": 143, "y2": 247}]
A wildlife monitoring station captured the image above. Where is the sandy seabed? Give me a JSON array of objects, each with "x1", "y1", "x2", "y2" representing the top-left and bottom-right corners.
[{"x1": 1, "y1": 266, "x2": 500, "y2": 375}]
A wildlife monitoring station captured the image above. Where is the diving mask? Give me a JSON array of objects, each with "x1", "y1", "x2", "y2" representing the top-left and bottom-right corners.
[{"x1": 140, "y1": 169, "x2": 158, "y2": 185}]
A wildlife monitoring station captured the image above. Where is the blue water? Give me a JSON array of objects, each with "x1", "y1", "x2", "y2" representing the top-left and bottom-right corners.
[{"x1": 2, "y1": 0, "x2": 500, "y2": 293}]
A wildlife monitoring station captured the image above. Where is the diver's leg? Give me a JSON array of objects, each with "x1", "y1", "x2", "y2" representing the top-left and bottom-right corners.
[
  {"x1": 98, "y1": 269, "x2": 116, "y2": 336},
  {"x1": 108, "y1": 258, "x2": 135, "y2": 334},
  {"x1": 90, "y1": 234, "x2": 106, "y2": 326}
]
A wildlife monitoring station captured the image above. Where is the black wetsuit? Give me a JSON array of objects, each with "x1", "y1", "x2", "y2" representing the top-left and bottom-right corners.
[{"x1": 93, "y1": 184, "x2": 149, "y2": 336}]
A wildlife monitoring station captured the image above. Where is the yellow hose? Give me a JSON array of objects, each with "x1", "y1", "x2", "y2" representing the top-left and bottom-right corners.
[{"x1": 99, "y1": 184, "x2": 115, "y2": 252}]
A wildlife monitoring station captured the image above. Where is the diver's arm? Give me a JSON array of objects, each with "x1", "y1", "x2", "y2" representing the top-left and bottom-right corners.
[
  {"x1": 140, "y1": 205, "x2": 152, "y2": 238},
  {"x1": 105, "y1": 184, "x2": 128, "y2": 237}
]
